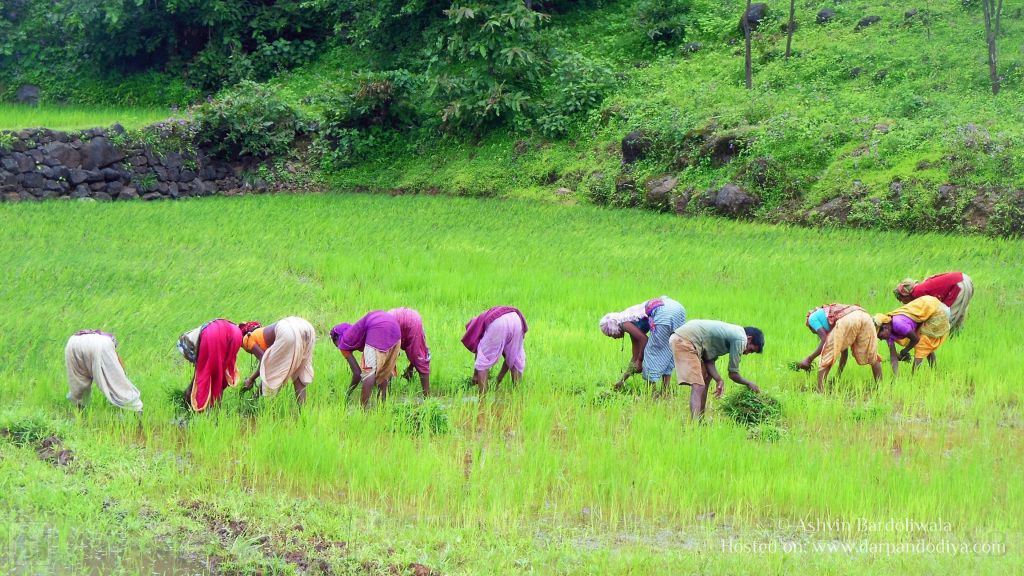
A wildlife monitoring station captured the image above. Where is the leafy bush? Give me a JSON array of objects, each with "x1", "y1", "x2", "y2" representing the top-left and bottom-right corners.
[
  {"x1": 536, "y1": 52, "x2": 613, "y2": 137},
  {"x1": 721, "y1": 389, "x2": 783, "y2": 428},
  {"x1": 193, "y1": 81, "x2": 303, "y2": 159},
  {"x1": 428, "y1": 1, "x2": 550, "y2": 133},
  {"x1": 1, "y1": 0, "x2": 331, "y2": 101},
  {"x1": 636, "y1": 0, "x2": 692, "y2": 45},
  {"x1": 315, "y1": 70, "x2": 423, "y2": 167}
]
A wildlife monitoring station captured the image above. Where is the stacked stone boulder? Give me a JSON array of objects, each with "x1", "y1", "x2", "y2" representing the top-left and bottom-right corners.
[{"x1": 0, "y1": 127, "x2": 252, "y2": 202}]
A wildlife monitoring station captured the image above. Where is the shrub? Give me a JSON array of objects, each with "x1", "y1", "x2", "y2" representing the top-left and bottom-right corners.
[
  {"x1": 315, "y1": 70, "x2": 423, "y2": 167},
  {"x1": 428, "y1": 1, "x2": 550, "y2": 134},
  {"x1": 536, "y1": 52, "x2": 613, "y2": 137},
  {"x1": 636, "y1": 0, "x2": 693, "y2": 45},
  {"x1": 193, "y1": 81, "x2": 303, "y2": 159}
]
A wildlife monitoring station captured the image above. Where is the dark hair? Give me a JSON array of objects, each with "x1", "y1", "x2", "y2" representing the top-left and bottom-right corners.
[{"x1": 744, "y1": 326, "x2": 765, "y2": 353}]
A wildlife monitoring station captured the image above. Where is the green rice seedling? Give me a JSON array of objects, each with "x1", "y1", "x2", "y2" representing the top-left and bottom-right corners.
[
  {"x1": 235, "y1": 386, "x2": 264, "y2": 418},
  {"x1": 748, "y1": 423, "x2": 787, "y2": 443},
  {"x1": 850, "y1": 402, "x2": 889, "y2": 423},
  {"x1": 721, "y1": 389, "x2": 783, "y2": 428},
  {"x1": 0, "y1": 413, "x2": 60, "y2": 446},
  {"x1": 0, "y1": 193, "x2": 1021, "y2": 573},
  {"x1": 164, "y1": 385, "x2": 192, "y2": 416},
  {"x1": 389, "y1": 399, "x2": 450, "y2": 436}
]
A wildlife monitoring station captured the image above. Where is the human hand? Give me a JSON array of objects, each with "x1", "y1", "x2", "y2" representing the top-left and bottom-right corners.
[
  {"x1": 748, "y1": 383, "x2": 761, "y2": 394},
  {"x1": 796, "y1": 359, "x2": 811, "y2": 371},
  {"x1": 714, "y1": 381, "x2": 725, "y2": 399}
]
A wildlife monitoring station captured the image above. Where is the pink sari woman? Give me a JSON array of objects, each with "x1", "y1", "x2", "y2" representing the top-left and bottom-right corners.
[{"x1": 185, "y1": 319, "x2": 244, "y2": 412}]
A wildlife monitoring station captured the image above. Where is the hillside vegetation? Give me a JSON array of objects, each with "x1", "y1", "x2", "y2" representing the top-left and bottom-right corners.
[{"x1": 3, "y1": 0, "x2": 1024, "y2": 235}]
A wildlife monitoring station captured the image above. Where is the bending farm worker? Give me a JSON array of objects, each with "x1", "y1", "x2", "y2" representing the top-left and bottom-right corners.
[
  {"x1": 65, "y1": 330, "x2": 143, "y2": 413},
  {"x1": 640, "y1": 297, "x2": 687, "y2": 396},
  {"x1": 462, "y1": 306, "x2": 527, "y2": 395},
  {"x1": 599, "y1": 301, "x2": 653, "y2": 390},
  {"x1": 874, "y1": 295, "x2": 951, "y2": 375},
  {"x1": 388, "y1": 307, "x2": 432, "y2": 397},
  {"x1": 894, "y1": 271, "x2": 973, "y2": 334},
  {"x1": 331, "y1": 311, "x2": 402, "y2": 409},
  {"x1": 797, "y1": 304, "x2": 882, "y2": 392},
  {"x1": 239, "y1": 317, "x2": 316, "y2": 407},
  {"x1": 669, "y1": 320, "x2": 764, "y2": 420},
  {"x1": 182, "y1": 319, "x2": 243, "y2": 412}
]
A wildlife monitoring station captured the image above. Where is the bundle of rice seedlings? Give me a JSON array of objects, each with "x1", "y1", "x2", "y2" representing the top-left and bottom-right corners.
[
  {"x1": 164, "y1": 385, "x2": 192, "y2": 416},
  {"x1": 389, "y1": 400, "x2": 450, "y2": 436},
  {"x1": 235, "y1": 386, "x2": 263, "y2": 418},
  {"x1": 421, "y1": 400, "x2": 451, "y2": 436},
  {"x1": 721, "y1": 389, "x2": 783, "y2": 428},
  {"x1": 0, "y1": 414, "x2": 59, "y2": 446}
]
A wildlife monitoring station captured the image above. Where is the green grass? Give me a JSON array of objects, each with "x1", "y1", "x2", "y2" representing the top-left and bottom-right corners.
[
  {"x1": 0, "y1": 105, "x2": 172, "y2": 131},
  {"x1": 0, "y1": 193, "x2": 1021, "y2": 574}
]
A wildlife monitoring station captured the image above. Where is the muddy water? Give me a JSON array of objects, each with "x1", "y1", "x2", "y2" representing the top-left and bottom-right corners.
[{"x1": 2, "y1": 524, "x2": 212, "y2": 575}]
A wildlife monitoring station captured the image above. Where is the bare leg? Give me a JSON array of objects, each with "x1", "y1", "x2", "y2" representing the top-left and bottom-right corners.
[
  {"x1": 912, "y1": 358, "x2": 923, "y2": 373},
  {"x1": 660, "y1": 375, "x2": 670, "y2": 398},
  {"x1": 360, "y1": 373, "x2": 377, "y2": 408},
  {"x1": 293, "y1": 380, "x2": 307, "y2": 407},
  {"x1": 474, "y1": 369, "x2": 489, "y2": 395},
  {"x1": 837, "y1": 350, "x2": 849, "y2": 378},
  {"x1": 496, "y1": 360, "x2": 510, "y2": 386},
  {"x1": 419, "y1": 373, "x2": 430, "y2": 397},
  {"x1": 817, "y1": 365, "x2": 831, "y2": 393},
  {"x1": 690, "y1": 383, "x2": 708, "y2": 420},
  {"x1": 377, "y1": 378, "x2": 390, "y2": 403},
  {"x1": 511, "y1": 369, "x2": 523, "y2": 385},
  {"x1": 927, "y1": 353, "x2": 936, "y2": 368},
  {"x1": 871, "y1": 361, "x2": 882, "y2": 382}
]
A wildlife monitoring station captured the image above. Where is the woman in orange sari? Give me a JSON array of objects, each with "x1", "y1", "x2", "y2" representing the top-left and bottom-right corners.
[{"x1": 797, "y1": 303, "x2": 881, "y2": 392}]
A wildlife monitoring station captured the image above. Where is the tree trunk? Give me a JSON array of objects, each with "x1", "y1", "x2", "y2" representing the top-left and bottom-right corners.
[
  {"x1": 785, "y1": 0, "x2": 795, "y2": 60},
  {"x1": 744, "y1": 0, "x2": 753, "y2": 89},
  {"x1": 982, "y1": 0, "x2": 1004, "y2": 95}
]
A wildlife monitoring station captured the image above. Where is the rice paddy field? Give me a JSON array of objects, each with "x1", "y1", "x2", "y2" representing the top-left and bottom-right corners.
[
  {"x1": 0, "y1": 105, "x2": 172, "y2": 131},
  {"x1": 0, "y1": 193, "x2": 1021, "y2": 575}
]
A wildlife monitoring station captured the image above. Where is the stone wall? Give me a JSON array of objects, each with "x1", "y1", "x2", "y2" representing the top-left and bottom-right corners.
[{"x1": 0, "y1": 126, "x2": 265, "y2": 202}]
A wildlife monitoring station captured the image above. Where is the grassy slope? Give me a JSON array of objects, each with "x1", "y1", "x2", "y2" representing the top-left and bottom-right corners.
[
  {"x1": 0, "y1": 194, "x2": 1022, "y2": 573},
  {"x1": 286, "y1": 0, "x2": 1024, "y2": 232}
]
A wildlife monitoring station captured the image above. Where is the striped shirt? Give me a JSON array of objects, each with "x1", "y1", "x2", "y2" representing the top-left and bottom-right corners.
[{"x1": 642, "y1": 297, "x2": 687, "y2": 380}]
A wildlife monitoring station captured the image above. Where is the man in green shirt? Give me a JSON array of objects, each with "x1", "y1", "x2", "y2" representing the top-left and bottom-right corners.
[{"x1": 670, "y1": 320, "x2": 764, "y2": 419}]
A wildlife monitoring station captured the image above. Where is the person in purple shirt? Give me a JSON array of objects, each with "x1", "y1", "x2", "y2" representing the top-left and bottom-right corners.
[
  {"x1": 330, "y1": 311, "x2": 402, "y2": 408},
  {"x1": 388, "y1": 307, "x2": 431, "y2": 397},
  {"x1": 462, "y1": 306, "x2": 527, "y2": 395}
]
